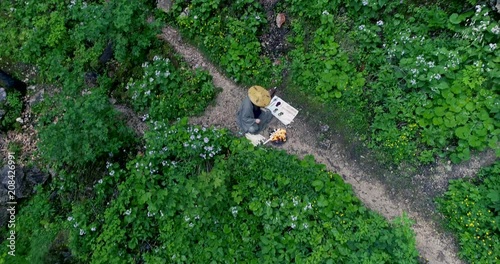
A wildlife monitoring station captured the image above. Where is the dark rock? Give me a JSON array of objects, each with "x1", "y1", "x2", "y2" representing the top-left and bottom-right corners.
[
  {"x1": 84, "y1": 72, "x2": 98, "y2": 88},
  {"x1": 0, "y1": 87, "x2": 6, "y2": 102},
  {"x1": 0, "y1": 69, "x2": 27, "y2": 96},
  {"x1": 1, "y1": 166, "x2": 26, "y2": 199},
  {"x1": 0, "y1": 205, "x2": 8, "y2": 228},
  {"x1": 25, "y1": 166, "x2": 49, "y2": 186},
  {"x1": 99, "y1": 42, "x2": 114, "y2": 65}
]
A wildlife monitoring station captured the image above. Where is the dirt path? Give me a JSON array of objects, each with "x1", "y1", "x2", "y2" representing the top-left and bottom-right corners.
[{"x1": 159, "y1": 26, "x2": 496, "y2": 264}]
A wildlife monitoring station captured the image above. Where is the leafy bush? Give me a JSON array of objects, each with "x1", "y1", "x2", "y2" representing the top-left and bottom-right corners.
[
  {"x1": 37, "y1": 88, "x2": 135, "y2": 169},
  {"x1": 127, "y1": 55, "x2": 217, "y2": 121},
  {"x1": 437, "y1": 162, "x2": 500, "y2": 263},
  {"x1": 172, "y1": 0, "x2": 274, "y2": 85},
  {"x1": 285, "y1": 1, "x2": 500, "y2": 164},
  {"x1": 288, "y1": 13, "x2": 366, "y2": 101},
  {"x1": 0, "y1": 186, "x2": 66, "y2": 264},
  {"x1": 61, "y1": 119, "x2": 418, "y2": 263},
  {"x1": 0, "y1": 0, "x2": 160, "y2": 85},
  {"x1": 0, "y1": 90, "x2": 23, "y2": 131}
]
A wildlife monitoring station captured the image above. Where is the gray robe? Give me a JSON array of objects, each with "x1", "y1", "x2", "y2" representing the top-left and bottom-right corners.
[{"x1": 236, "y1": 97, "x2": 273, "y2": 134}]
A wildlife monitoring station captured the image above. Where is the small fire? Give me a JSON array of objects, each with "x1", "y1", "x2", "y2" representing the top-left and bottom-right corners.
[{"x1": 270, "y1": 128, "x2": 287, "y2": 142}]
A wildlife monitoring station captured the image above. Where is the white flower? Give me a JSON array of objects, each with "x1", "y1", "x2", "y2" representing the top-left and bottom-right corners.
[
  {"x1": 410, "y1": 79, "x2": 417, "y2": 85},
  {"x1": 160, "y1": 210, "x2": 164, "y2": 217},
  {"x1": 231, "y1": 206, "x2": 238, "y2": 217},
  {"x1": 203, "y1": 137, "x2": 209, "y2": 143},
  {"x1": 98, "y1": 179, "x2": 103, "y2": 184},
  {"x1": 91, "y1": 227, "x2": 96, "y2": 232},
  {"x1": 188, "y1": 222, "x2": 194, "y2": 228},
  {"x1": 153, "y1": 55, "x2": 160, "y2": 61},
  {"x1": 80, "y1": 229, "x2": 86, "y2": 236},
  {"x1": 67, "y1": 216, "x2": 74, "y2": 221},
  {"x1": 144, "y1": 90, "x2": 151, "y2": 96},
  {"x1": 109, "y1": 170, "x2": 115, "y2": 176},
  {"x1": 149, "y1": 77, "x2": 154, "y2": 83},
  {"x1": 434, "y1": 73, "x2": 441, "y2": 80},
  {"x1": 491, "y1": 25, "x2": 500, "y2": 34},
  {"x1": 303, "y1": 223, "x2": 309, "y2": 229},
  {"x1": 322, "y1": 10, "x2": 329, "y2": 15},
  {"x1": 475, "y1": 5, "x2": 481, "y2": 13},
  {"x1": 73, "y1": 222, "x2": 79, "y2": 228},
  {"x1": 489, "y1": 43, "x2": 497, "y2": 50},
  {"x1": 291, "y1": 215, "x2": 297, "y2": 221},
  {"x1": 303, "y1": 203, "x2": 312, "y2": 211},
  {"x1": 184, "y1": 216, "x2": 191, "y2": 222},
  {"x1": 265, "y1": 200, "x2": 271, "y2": 207},
  {"x1": 148, "y1": 211, "x2": 154, "y2": 217},
  {"x1": 291, "y1": 223, "x2": 296, "y2": 229},
  {"x1": 376, "y1": 20, "x2": 384, "y2": 26},
  {"x1": 193, "y1": 15, "x2": 198, "y2": 20},
  {"x1": 362, "y1": 0, "x2": 368, "y2": 6},
  {"x1": 292, "y1": 197, "x2": 299, "y2": 207},
  {"x1": 358, "y1": 25, "x2": 365, "y2": 30},
  {"x1": 427, "y1": 61, "x2": 435, "y2": 68},
  {"x1": 195, "y1": 215, "x2": 200, "y2": 220},
  {"x1": 124, "y1": 209, "x2": 132, "y2": 216},
  {"x1": 255, "y1": 15, "x2": 260, "y2": 20}
]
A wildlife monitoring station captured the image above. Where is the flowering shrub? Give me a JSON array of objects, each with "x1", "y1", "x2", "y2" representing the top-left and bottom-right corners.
[
  {"x1": 437, "y1": 162, "x2": 500, "y2": 263},
  {"x1": 127, "y1": 55, "x2": 217, "y2": 121},
  {"x1": 58, "y1": 119, "x2": 418, "y2": 262}
]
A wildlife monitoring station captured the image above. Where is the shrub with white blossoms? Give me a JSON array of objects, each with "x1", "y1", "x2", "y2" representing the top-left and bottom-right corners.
[{"x1": 127, "y1": 55, "x2": 216, "y2": 121}]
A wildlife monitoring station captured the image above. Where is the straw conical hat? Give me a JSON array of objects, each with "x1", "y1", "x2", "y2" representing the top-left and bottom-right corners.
[{"x1": 248, "y1": 85, "x2": 271, "y2": 107}]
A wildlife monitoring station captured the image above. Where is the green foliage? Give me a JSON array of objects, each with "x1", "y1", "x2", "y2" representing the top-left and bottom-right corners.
[
  {"x1": 172, "y1": 0, "x2": 274, "y2": 85},
  {"x1": 0, "y1": 0, "x2": 160, "y2": 84},
  {"x1": 288, "y1": 14, "x2": 365, "y2": 101},
  {"x1": 0, "y1": 186, "x2": 65, "y2": 264},
  {"x1": 282, "y1": 1, "x2": 500, "y2": 164},
  {"x1": 0, "y1": 90, "x2": 23, "y2": 131},
  {"x1": 437, "y1": 162, "x2": 500, "y2": 263},
  {"x1": 127, "y1": 55, "x2": 217, "y2": 121},
  {"x1": 37, "y1": 88, "x2": 135, "y2": 169},
  {"x1": 60, "y1": 119, "x2": 418, "y2": 263}
]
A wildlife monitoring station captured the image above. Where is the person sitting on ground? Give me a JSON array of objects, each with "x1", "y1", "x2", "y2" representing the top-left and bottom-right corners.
[{"x1": 236, "y1": 85, "x2": 277, "y2": 134}]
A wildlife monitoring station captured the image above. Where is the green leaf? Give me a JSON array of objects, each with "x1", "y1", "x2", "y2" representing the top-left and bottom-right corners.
[
  {"x1": 435, "y1": 107, "x2": 446, "y2": 117},
  {"x1": 433, "y1": 117, "x2": 443, "y2": 126},
  {"x1": 449, "y1": 13, "x2": 461, "y2": 24},
  {"x1": 455, "y1": 126, "x2": 470, "y2": 139},
  {"x1": 317, "y1": 195, "x2": 329, "y2": 207},
  {"x1": 312, "y1": 180, "x2": 324, "y2": 191}
]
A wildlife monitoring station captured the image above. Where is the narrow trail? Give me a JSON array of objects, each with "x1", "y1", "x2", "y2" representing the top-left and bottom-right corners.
[{"x1": 159, "y1": 26, "x2": 479, "y2": 263}]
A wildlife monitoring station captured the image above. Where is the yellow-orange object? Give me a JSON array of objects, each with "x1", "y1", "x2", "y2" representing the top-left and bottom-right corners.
[{"x1": 271, "y1": 128, "x2": 287, "y2": 142}]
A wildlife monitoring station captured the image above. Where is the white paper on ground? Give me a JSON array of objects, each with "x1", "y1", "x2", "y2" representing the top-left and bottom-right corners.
[
  {"x1": 265, "y1": 96, "x2": 299, "y2": 125},
  {"x1": 245, "y1": 133, "x2": 267, "y2": 146}
]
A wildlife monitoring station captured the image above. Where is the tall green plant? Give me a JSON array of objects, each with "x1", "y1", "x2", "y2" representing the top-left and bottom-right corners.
[{"x1": 37, "y1": 88, "x2": 135, "y2": 169}]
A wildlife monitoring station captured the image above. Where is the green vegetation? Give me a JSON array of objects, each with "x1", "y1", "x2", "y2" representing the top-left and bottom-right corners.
[
  {"x1": 1, "y1": 0, "x2": 498, "y2": 263},
  {"x1": 437, "y1": 162, "x2": 500, "y2": 263},
  {"x1": 0, "y1": 90, "x2": 23, "y2": 131},
  {"x1": 170, "y1": 0, "x2": 499, "y2": 165}
]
